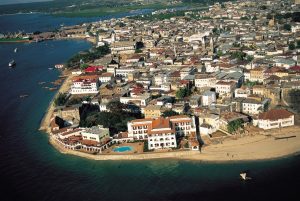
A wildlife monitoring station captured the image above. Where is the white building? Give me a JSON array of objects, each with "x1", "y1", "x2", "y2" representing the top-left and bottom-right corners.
[
  {"x1": 148, "y1": 130, "x2": 177, "y2": 150},
  {"x1": 154, "y1": 74, "x2": 170, "y2": 86},
  {"x1": 202, "y1": 91, "x2": 216, "y2": 106},
  {"x1": 99, "y1": 72, "x2": 114, "y2": 83},
  {"x1": 215, "y1": 81, "x2": 236, "y2": 97},
  {"x1": 195, "y1": 74, "x2": 216, "y2": 89},
  {"x1": 257, "y1": 109, "x2": 294, "y2": 130},
  {"x1": 111, "y1": 41, "x2": 136, "y2": 54},
  {"x1": 199, "y1": 113, "x2": 220, "y2": 136},
  {"x1": 242, "y1": 98, "x2": 268, "y2": 115},
  {"x1": 127, "y1": 115, "x2": 196, "y2": 141},
  {"x1": 120, "y1": 93, "x2": 151, "y2": 106},
  {"x1": 235, "y1": 88, "x2": 250, "y2": 98},
  {"x1": 81, "y1": 125, "x2": 110, "y2": 143},
  {"x1": 115, "y1": 68, "x2": 135, "y2": 78},
  {"x1": 169, "y1": 115, "x2": 196, "y2": 136},
  {"x1": 70, "y1": 75, "x2": 99, "y2": 95}
]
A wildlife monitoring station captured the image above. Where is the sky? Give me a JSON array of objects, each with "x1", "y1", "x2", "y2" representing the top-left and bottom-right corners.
[{"x1": 0, "y1": 0, "x2": 51, "y2": 5}]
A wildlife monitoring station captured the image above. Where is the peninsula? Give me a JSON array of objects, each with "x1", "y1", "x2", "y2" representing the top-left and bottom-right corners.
[{"x1": 40, "y1": 0, "x2": 300, "y2": 161}]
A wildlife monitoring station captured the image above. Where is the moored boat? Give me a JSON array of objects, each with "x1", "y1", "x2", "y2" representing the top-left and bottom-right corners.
[
  {"x1": 240, "y1": 171, "x2": 251, "y2": 180},
  {"x1": 19, "y1": 94, "x2": 29, "y2": 98},
  {"x1": 48, "y1": 87, "x2": 58, "y2": 91},
  {"x1": 8, "y1": 60, "x2": 16, "y2": 67}
]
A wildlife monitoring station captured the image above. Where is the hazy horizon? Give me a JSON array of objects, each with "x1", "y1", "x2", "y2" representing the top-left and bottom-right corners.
[{"x1": 0, "y1": 0, "x2": 51, "y2": 5}]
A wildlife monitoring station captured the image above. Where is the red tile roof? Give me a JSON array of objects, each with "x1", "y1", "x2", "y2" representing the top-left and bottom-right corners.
[{"x1": 258, "y1": 109, "x2": 294, "y2": 121}]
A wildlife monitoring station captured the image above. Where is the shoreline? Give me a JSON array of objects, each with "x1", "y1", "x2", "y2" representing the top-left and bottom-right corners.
[
  {"x1": 40, "y1": 72, "x2": 300, "y2": 162},
  {"x1": 48, "y1": 130, "x2": 300, "y2": 162}
]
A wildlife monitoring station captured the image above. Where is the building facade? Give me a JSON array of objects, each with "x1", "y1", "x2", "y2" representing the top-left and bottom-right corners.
[{"x1": 257, "y1": 109, "x2": 294, "y2": 130}]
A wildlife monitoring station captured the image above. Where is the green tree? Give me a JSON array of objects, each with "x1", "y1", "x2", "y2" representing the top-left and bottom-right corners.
[
  {"x1": 246, "y1": 55, "x2": 254, "y2": 62},
  {"x1": 176, "y1": 87, "x2": 190, "y2": 99},
  {"x1": 107, "y1": 100, "x2": 125, "y2": 114},
  {"x1": 289, "y1": 43, "x2": 296, "y2": 50},
  {"x1": 217, "y1": 50, "x2": 223, "y2": 57},
  {"x1": 54, "y1": 93, "x2": 68, "y2": 106},
  {"x1": 231, "y1": 51, "x2": 246, "y2": 61},
  {"x1": 266, "y1": 13, "x2": 272, "y2": 20},
  {"x1": 162, "y1": 110, "x2": 179, "y2": 117},
  {"x1": 227, "y1": 119, "x2": 243, "y2": 134},
  {"x1": 261, "y1": 5, "x2": 267, "y2": 10},
  {"x1": 212, "y1": 27, "x2": 218, "y2": 34},
  {"x1": 283, "y1": 24, "x2": 291, "y2": 31},
  {"x1": 67, "y1": 44, "x2": 110, "y2": 69},
  {"x1": 289, "y1": 89, "x2": 300, "y2": 113}
]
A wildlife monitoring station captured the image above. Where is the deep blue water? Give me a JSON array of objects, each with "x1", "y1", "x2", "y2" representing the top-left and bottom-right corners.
[
  {"x1": 0, "y1": 0, "x2": 50, "y2": 5},
  {"x1": 0, "y1": 12, "x2": 300, "y2": 201},
  {"x1": 0, "y1": 10, "x2": 152, "y2": 33}
]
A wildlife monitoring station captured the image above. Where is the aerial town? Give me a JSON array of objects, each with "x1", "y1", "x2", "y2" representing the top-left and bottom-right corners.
[{"x1": 39, "y1": 0, "x2": 300, "y2": 158}]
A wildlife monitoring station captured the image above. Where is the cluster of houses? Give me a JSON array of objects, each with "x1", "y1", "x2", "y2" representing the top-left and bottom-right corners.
[{"x1": 49, "y1": 0, "x2": 299, "y2": 153}]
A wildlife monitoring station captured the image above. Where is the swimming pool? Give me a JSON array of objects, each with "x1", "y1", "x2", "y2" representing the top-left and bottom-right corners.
[{"x1": 113, "y1": 146, "x2": 133, "y2": 152}]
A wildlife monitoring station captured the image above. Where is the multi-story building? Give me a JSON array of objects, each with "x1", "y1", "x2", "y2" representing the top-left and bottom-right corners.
[
  {"x1": 257, "y1": 109, "x2": 294, "y2": 130},
  {"x1": 169, "y1": 115, "x2": 196, "y2": 136},
  {"x1": 194, "y1": 74, "x2": 216, "y2": 89},
  {"x1": 99, "y1": 72, "x2": 114, "y2": 83},
  {"x1": 120, "y1": 93, "x2": 151, "y2": 107},
  {"x1": 144, "y1": 105, "x2": 162, "y2": 118},
  {"x1": 127, "y1": 115, "x2": 196, "y2": 141},
  {"x1": 215, "y1": 81, "x2": 236, "y2": 97},
  {"x1": 111, "y1": 41, "x2": 136, "y2": 54},
  {"x1": 250, "y1": 67, "x2": 265, "y2": 83},
  {"x1": 234, "y1": 88, "x2": 250, "y2": 98},
  {"x1": 70, "y1": 75, "x2": 99, "y2": 94},
  {"x1": 202, "y1": 91, "x2": 216, "y2": 106},
  {"x1": 242, "y1": 98, "x2": 268, "y2": 115},
  {"x1": 81, "y1": 125, "x2": 110, "y2": 143},
  {"x1": 147, "y1": 118, "x2": 177, "y2": 150}
]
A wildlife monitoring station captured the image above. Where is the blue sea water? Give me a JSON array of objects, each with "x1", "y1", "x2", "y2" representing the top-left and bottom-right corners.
[
  {"x1": 0, "y1": 0, "x2": 51, "y2": 6},
  {"x1": 0, "y1": 12, "x2": 300, "y2": 201},
  {"x1": 0, "y1": 9, "x2": 153, "y2": 33}
]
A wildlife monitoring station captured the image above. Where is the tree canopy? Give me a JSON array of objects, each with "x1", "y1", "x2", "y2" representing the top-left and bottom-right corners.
[
  {"x1": 289, "y1": 89, "x2": 300, "y2": 113},
  {"x1": 176, "y1": 87, "x2": 191, "y2": 99},
  {"x1": 54, "y1": 93, "x2": 68, "y2": 106},
  {"x1": 162, "y1": 110, "x2": 179, "y2": 117},
  {"x1": 67, "y1": 44, "x2": 110, "y2": 69},
  {"x1": 79, "y1": 101, "x2": 142, "y2": 135},
  {"x1": 227, "y1": 119, "x2": 243, "y2": 134}
]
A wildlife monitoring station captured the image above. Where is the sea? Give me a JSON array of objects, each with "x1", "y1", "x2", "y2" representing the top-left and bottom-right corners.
[{"x1": 0, "y1": 11, "x2": 300, "y2": 201}]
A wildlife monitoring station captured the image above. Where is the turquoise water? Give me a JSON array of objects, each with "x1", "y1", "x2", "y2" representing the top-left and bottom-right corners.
[
  {"x1": 0, "y1": 12, "x2": 299, "y2": 201},
  {"x1": 113, "y1": 146, "x2": 133, "y2": 152}
]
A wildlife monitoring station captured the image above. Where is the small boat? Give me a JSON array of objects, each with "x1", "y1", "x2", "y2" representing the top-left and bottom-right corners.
[
  {"x1": 48, "y1": 87, "x2": 58, "y2": 91},
  {"x1": 48, "y1": 67, "x2": 54, "y2": 70},
  {"x1": 38, "y1": 81, "x2": 46, "y2": 85},
  {"x1": 19, "y1": 94, "x2": 29, "y2": 98},
  {"x1": 8, "y1": 60, "x2": 16, "y2": 67},
  {"x1": 240, "y1": 171, "x2": 251, "y2": 181},
  {"x1": 14, "y1": 48, "x2": 18, "y2": 53}
]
